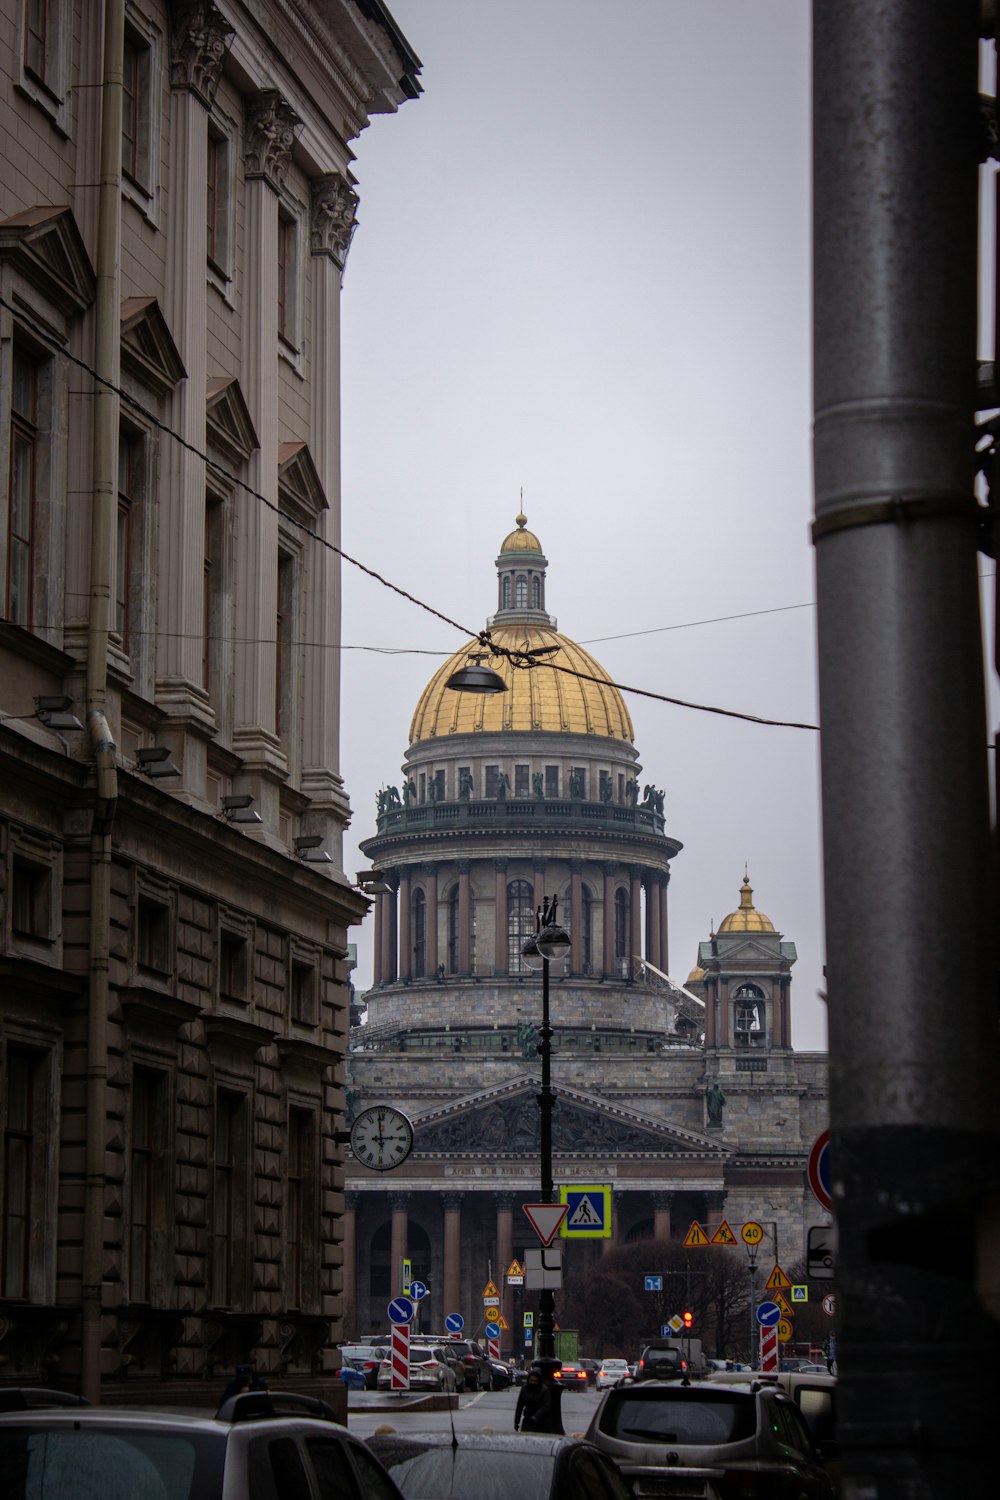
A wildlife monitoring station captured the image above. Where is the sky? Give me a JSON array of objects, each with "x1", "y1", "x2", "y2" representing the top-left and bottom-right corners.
[{"x1": 337, "y1": 0, "x2": 826, "y2": 1046}]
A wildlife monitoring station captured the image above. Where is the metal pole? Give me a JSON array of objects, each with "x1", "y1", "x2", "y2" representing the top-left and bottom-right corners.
[
  {"x1": 813, "y1": 2, "x2": 1000, "y2": 1492},
  {"x1": 537, "y1": 947, "x2": 555, "y2": 1360}
]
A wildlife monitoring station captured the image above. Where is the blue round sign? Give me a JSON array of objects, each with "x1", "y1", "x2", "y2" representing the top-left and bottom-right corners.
[
  {"x1": 756, "y1": 1301, "x2": 781, "y2": 1327},
  {"x1": 409, "y1": 1279, "x2": 428, "y2": 1301},
  {"x1": 485, "y1": 1321, "x2": 501, "y2": 1340},
  {"x1": 387, "y1": 1297, "x2": 414, "y2": 1324},
  {"x1": 445, "y1": 1313, "x2": 465, "y2": 1334}
]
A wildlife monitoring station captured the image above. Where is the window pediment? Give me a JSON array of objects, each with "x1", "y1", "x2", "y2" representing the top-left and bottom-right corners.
[
  {"x1": 207, "y1": 376, "x2": 259, "y2": 464},
  {"x1": 121, "y1": 297, "x2": 186, "y2": 395},
  {"x1": 0, "y1": 207, "x2": 95, "y2": 316},
  {"x1": 278, "y1": 441, "x2": 328, "y2": 523}
]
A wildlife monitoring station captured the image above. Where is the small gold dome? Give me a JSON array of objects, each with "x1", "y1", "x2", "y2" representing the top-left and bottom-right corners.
[
  {"x1": 499, "y1": 512, "x2": 544, "y2": 555},
  {"x1": 409, "y1": 623, "x2": 634, "y2": 743},
  {"x1": 717, "y1": 872, "x2": 775, "y2": 934},
  {"x1": 686, "y1": 965, "x2": 705, "y2": 984}
]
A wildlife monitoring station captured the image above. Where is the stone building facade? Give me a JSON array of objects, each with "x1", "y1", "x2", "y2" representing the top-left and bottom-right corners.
[
  {"x1": 0, "y1": 1, "x2": 418, "y2": 1400},
  {"x1": 346, "y1": 516, "x2": 830, "y2": 1347}
]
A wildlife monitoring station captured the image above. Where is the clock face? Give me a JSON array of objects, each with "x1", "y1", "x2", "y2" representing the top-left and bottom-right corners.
[{"x1": 350, "y1": 1105, "x2": 414, "y2": 1172}]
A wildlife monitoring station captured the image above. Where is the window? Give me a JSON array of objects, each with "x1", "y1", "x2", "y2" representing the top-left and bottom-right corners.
[
  {"x1": 11, "y1": 855, "x2": 50, "y2": 939},
  {"x1": 290, "y1": 959, "x2": 317, "y2": 1025},
  {"x1": 515, "y1": 575, "x2": 528, "y2": 607},
  {"x1": 2, "y1": 1047, "x2": 43, "y2": 1299},
  {"x1": 545, "y1": 764, "x2": 559, "y2": 798},
  {"x1": 203, "y1": 490, "x2": 231, "y2": 720},
  {"x1": 412, "y1": 889, "x2": 426, "y2": 978},
  {"x1": 733, "y1": 983, "x2": 766, "y2": 1046},
  {"x1": 207, "y1": 122, "x2": 232, "y2": 279},
  {"x1": 18, "y1": 0, "x2": 71, "y2": 128},
  {"x1": 501, "y1": 577, "x2": 511, "y2": 608},
  {"x1": 116, "y1": 427, "x2": 143, "y2": 649},
  {"x1": 531, "y1": 576, "x2": 540, "y2": 607},
  {"x1": 23, "y1": 0, "x2": 49, "y2": 81},
  {"x1": 508, "y1": 879, "x2": 535, "y2": 973},
  {"x1": 275, "y1": 550, "x2": 297, "y2": 745},
  {"x1": 219, "y1": 930, "x2": 248, "y2": 1001},
  {"x1": 6, "y1": 351, "x2": 38, "y2": 627},
  {"x1": 277, "y1": 208, "x2": 300, "y2": 348},
  {"x1": 212, "y1": 1090, "x2": 248, "y2": 1306},
  {"x1": 485, "y1": 765, "x2": 500, "y2": 798},
  {"x1": 514, "y1": 764, "x2": 529, "y2": 797},
  {"x1": 137, "y1": 895, "x2": 170, "y2": 972},
  {"x1": 286, "y1": 1107, "x2": 316, "y2": 1310},
  {"x1": 121, "y1": 17, "x2": 154, "y2": 198},
  {"x1": 129, "y1": 1068, "x2": 163, "y2": 1302}
]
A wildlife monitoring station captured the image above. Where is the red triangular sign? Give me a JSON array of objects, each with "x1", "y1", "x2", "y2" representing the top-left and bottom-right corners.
[{"x1": 522, "y1": 1202, "x2": 569, "y2": 1246}]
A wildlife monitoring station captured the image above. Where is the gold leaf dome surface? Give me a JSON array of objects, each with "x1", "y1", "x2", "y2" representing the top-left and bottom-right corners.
[
  {"x1": 409, "y1": 623, "x2": 635, "y2": 743},
  {"x1": 499, "y1": 512, "x2": 544, "y2": 554},
  {"x1": 717, "y1": 873, "x2": 775, "y2": 934}
]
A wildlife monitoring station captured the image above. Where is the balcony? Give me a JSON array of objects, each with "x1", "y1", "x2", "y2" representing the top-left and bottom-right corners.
[{"x1": 369, "y1": 796, "x2": 668, "y2": 840}]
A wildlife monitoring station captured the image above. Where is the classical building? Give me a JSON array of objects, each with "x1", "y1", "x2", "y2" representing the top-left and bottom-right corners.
[
  {"x1": 0, "y1": 1, "x2": 418, "y2": 1400},
  {"x1": 346, "y1": 515, "x2": 829, "y2": 1344}
]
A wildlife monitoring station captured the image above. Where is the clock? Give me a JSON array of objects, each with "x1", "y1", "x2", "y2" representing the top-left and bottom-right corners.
[{"x1": 349, "y1": 1104, "x2": 414, "y2": 1172}]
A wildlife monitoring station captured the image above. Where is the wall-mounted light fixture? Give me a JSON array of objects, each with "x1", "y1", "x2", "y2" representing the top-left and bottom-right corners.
[
  {"x1": 295, "y1": 834, "x2": 332, "y2": 863},
  {"x1": 222, "y1": 793, "x2": 262, "y2": 825},
  {"x1": 137, "y1": 746, "x2": 181, "y2": 778},
  {"x1": 356, "y1": 867, "x2": 392, "y2": 895},
  {"x1": 35, "y1": 695, "x2": 84, "y2": 731}
]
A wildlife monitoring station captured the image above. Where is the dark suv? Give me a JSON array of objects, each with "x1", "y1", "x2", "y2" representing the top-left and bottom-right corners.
[
  {"x1": 635, "y1": 1342, "x2": 688, "y2": 1381},
  {"x1": 442, "y1": 1338, "x2": 493, "y2": 1391},
  {"x1": 587, "y1": 1378, "x2": 835, "y2": 1498}
]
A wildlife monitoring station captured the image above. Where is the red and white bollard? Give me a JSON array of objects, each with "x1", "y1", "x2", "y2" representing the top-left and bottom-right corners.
[
  {"x1": 391, "y1": 1322, "x2": 410, "y2": 1390},
  {"x1": 760, "y1": 1325, "x2": 778, "y2": 1373}
]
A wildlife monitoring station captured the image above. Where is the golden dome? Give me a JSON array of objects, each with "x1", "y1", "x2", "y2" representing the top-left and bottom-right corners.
[
  {"x1": 499, "y1": 512, "x2": 544, "y2": 555},
  {"x1": 717, "y1": 872, "x2": 775, "y2": 934},
  {"x1": 687, "y1": 966, "x2": 705, "y2": 983},
  {"x1": 409, "y1": 622, "x2": 634, "y2": 743}
]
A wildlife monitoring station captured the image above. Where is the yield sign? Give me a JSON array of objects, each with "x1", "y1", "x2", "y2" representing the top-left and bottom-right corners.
[{"x1": 523, "y1": 1202, "x2": 569, "y2": 1246}]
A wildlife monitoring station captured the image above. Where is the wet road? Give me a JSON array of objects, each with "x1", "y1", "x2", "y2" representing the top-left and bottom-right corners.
[{"x1": 345, "y1": 1383, "x2": 603, "y2": 1440}]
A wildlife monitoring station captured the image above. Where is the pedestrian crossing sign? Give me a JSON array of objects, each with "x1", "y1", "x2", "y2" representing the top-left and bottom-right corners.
[{"x1": 559, "y1": 1184, "x2": 612, "y2": 1238}]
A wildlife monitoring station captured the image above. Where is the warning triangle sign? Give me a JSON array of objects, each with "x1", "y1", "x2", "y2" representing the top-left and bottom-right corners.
[
  {"x1": 774, "y1": 1290, "x2": 794, "y2": 1316},
  {"x1": 683, "y1": 1220, "x2": 710, "y2": 1248},
  {"x1": 764, "y1": 1263, "x2": 791, "y2": 1291},
  {"x1": 506, "y1": 1260, "x2": 524, "y2": 1278},
  {"x1": 522, "y1": 1202, "x2": 569, "y2": 1246},
  {"x1": 482, "y1": 1280, "x2": 499, "y2": 1298},
  {"x1": 710, "y1": 1219, "x2": 738, "y2": 1246},
  {"x1": 496, "y1": 1313, "x2": 510, "y2": 1330}
]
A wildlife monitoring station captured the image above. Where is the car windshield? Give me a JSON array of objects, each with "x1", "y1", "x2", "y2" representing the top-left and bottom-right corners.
[
  {"x1": 0, "y1": 1427, "x2": 224, "y2": 1500},
  {"x1": 602, "y1": 1390, "x2": 757, "y2": 1445},
  {"x1": 375, "y1": 1446, "x2": 556, "y2": 1500}
]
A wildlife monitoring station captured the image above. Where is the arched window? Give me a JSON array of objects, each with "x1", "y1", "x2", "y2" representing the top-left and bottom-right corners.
[
  {"x1": 614, "y1": 887, "x2": 630, "y2": 975},
  {"x1": 581, "y1": 886, "x2": 593, "y2": 973},
  {"x1": 515, "y1": 575, "x2": 528, "y2": 607},
  {"x1": 502, "y1": 576, "x2": 511, "y2": 608},
  {"x1": 733, "y1": 982, "x2": 766, "y2": 1046},
  {"x1": 508, "y1": 879, "x2": 535, "y2": 973},
  {"x1": 531, "y1": 576, "x2": 541, "y2": 608},
  {"x1": 412, "y1": 888, "x2": 426, "y2": 978}
]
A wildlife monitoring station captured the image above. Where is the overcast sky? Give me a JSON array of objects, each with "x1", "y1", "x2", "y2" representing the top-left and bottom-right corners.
[{"x1": 338, "y1": 0, "x2": 826, "y2": 1046}]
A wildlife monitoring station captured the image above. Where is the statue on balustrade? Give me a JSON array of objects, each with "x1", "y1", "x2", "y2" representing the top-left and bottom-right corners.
[
  {"x1": 532, "y1": 772, "x2": 545, "y2": 799},
  {"x1": 458, "y1": 768, "x2": 473, "y2": 800},
  {"x1": 496, "y1": 771, "x2": 510, "y2": 801},
  {"x1": 569, "y1": 768, "x2": 584, "y2": 799}
]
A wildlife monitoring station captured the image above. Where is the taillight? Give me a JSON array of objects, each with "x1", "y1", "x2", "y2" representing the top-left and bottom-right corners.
[{"x1": 637, "y1": 1360, "x2": 645, "y2": 1373}]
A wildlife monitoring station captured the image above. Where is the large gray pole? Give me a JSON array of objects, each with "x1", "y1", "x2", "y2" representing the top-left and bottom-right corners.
[{"x1": 813, "y1": 2, "x2": 1000, "y2": 1494}]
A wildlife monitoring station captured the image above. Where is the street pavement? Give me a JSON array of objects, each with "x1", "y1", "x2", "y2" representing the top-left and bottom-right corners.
[{"x1": 344, "y1": 1384, "x2": 603, "y2": 1439}]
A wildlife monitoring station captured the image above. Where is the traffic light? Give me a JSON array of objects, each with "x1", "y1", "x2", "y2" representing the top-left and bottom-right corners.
[{"x1": 682, "y1": 1310, "x2": 693, "y2": 1329}]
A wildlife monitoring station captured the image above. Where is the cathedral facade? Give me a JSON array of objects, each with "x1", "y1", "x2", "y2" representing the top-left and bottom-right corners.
[{"x1": 345, "y1": 516, "x2": 829, "y2": 1347}]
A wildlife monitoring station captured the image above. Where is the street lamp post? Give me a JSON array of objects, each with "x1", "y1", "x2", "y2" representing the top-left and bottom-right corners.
[{"x1": 521, "y1": 895, "x2": 570, "y2": 1362}]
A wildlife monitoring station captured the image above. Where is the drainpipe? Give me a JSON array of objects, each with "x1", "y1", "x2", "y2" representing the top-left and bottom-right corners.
[
  {"x1": 81, "y1": 0, "x2": 123, "y2": 1404},
  {"x1": 813, "y1": 2, "x2": 999, "y2": 1493}
]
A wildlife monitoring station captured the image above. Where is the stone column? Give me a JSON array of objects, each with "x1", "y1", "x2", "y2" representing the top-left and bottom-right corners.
[
  {"x1": 372, "y1": 894, "x2": 384, "y2": 986},
  {"x1": 342, "y1": 1192, "x2": 358, "y2": 1339},
  {"x1": 647, "y1": 875, "x2": 662, "y2": 970},
  {"x1": 457, "y1": 862, "x2": 472, "y2": 974},
  {"x1": 387, "y1": 876, "x2": 399, "y2": 983},
  {"x1": 234, "y1": 91, "x2": 300, "y2": 781},
  {"x1": 659, "y1": 875, "x2": 671, "y2": 974},
  {"x1": 652, "y1": 1190, "x2": 674, "y2": 1243},
  {"x1": 718, "y1": 978, "x2": 731, "y2": 1047},
  {"x1": 570, "y1": 863, "x2": 584, "y2": 974},
  {"x1": 705, "y1": 1190, "x2": 727, "y2": 1233},
  {"x1": 496, "y1": 1194, "x2": 515, "y2": 1341},
  {"x1": 398, "y1": 869, "x2": 412, "y2": 981},
  {"x1": 300, "y1": 172, "x2": 358, "y2": 833},
  {"x1": 602, "y1": 866, "x2": 616, "y2": 978},
  {"x1": 630, "y1": 867, "x2": 644, "y2": 972},
  {"x1": 442, "y1": 1194, "x2": 462, "y2": 1318},
  {"x1": 425, "y1": 865, "x2": 439, "y2": 976},
  {"x1": 494, "y1": 861, "x2": 508, "y2": 976},
  {"x1": 704, "y1": 976, "x2": 717, "y2": 1047},
  {"x1": 389, "y1": 1194, "x2": 409, "y2": 1298}
]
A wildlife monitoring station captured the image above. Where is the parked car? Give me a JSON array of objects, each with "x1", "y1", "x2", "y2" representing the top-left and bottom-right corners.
[
  {"x1": 432, "y1": 1338, "x2": 492, "y2": 1391},
  {"x1": 577, "y1": 1358, "x2": 599, "y2": 1386},
  {"x1": 377, "y1": 1346, "x2": 458, "y2": 1392},
  {"x1": 586, "y1": 1377, "x2": 836, "y2": 1498},
  {"x1": 596, "y1": 1358, "x2": 631, "y2": 1389},
  {"x1": 0, "y1": 1390, "x2": 406, "y2": 1500},
  {"x1": 488, "y1": 1358, "x2": 513, "y2": 1390},
  {"x1": 410, "y1": 1336, "x2": 469, "y2": 1392},
  {"x1": 367, "y1": 1430, "x2": 633, "y2": 1500},
  {"x1": 339, "y1": 1341, "x2": 390, "y2": 1389},
  {"x1": 552, "y1": 1361, "x2": 589, "y2": 1388}
]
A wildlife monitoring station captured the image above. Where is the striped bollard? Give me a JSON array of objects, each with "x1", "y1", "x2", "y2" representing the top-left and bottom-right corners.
[
  {"x1": 487, "y1": 1336, "x2": 500, "y2": 1362},
  {"x1": 391, "y1": 1322, "x2": 410, "y2": 1390},
  {"x1": 760, "y1": 1324, "x2": 778, "y2": 1373}
]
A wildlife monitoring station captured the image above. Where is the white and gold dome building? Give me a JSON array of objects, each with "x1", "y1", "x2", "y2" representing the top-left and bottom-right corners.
[{"x1": 343, "y1": 517, "x2": 828, "y2": 1342}]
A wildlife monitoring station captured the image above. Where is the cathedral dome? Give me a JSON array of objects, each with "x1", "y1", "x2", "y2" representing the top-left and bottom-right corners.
[
  {"x1": 499, "y1": 512, "x2": 543, "y2": 555},
  {"x1": 410, "y1": 623, "x2": 634, "y2": 742},
  {"x1": 717, "y1": 873, "x2": 775, "y2": 934}
]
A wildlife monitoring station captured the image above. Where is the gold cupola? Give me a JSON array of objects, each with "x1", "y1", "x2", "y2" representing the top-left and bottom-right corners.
[{"x1": 716, "y1": 870, "x2": 776, "y2": 934}]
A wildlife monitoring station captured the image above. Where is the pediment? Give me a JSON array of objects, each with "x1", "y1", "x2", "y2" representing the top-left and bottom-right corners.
[
  {"x1": 121, "y1": 297, "x2": 186, "y2": 396},
  {"x1": 0, "y1": 206, "x2": 95, "y2": 316},
  {"x1": 207, "y1": 377, "x2": 258, "y2": 464},
  {"x1": 278, "y1": 441, "x2": 328, "y2": 521},
  {"x1": 412, "y1": 1077, "x2": 730, "y2": 1160},
  {"x1": 714, "y1": 936, "x2": 785, "y2": 969}
]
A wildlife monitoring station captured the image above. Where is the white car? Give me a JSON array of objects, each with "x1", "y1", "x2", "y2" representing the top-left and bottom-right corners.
[{"x1": 596, "y1": 1358, "x2": 631, "y2": 1389}]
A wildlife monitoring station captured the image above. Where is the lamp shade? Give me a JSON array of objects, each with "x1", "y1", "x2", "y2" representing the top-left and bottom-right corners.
[
  {"x1": 536, "y1": 922, "x2": 571, "y2": 963},
  {"x1": 520, "y1": 935, "x2": 545, "y2": 971},
  {"x1": 445, "y1": 657, "x2": 507, "y2": 694}
]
